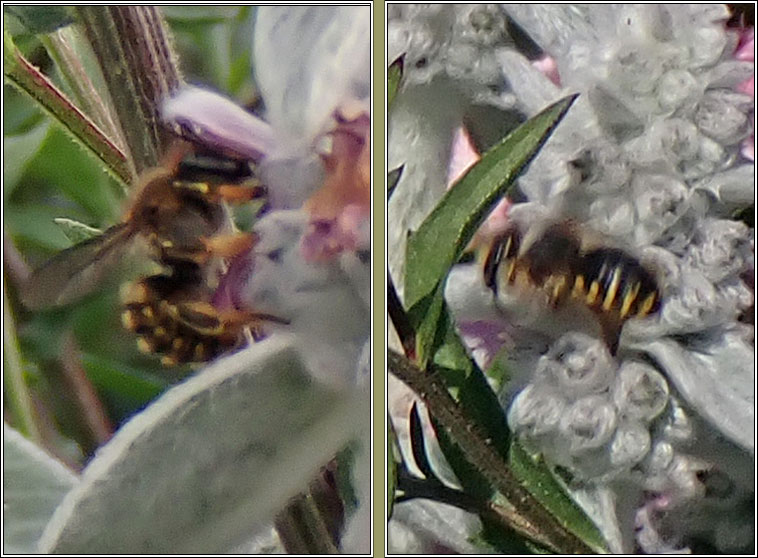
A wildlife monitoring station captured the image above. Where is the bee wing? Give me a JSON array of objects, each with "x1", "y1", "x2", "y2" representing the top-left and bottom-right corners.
[{"x1": 22, "y1": 223, "x2": 136, "y2": 310}]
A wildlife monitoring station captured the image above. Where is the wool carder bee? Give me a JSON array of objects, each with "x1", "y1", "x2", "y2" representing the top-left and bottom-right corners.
[
  {"x1": 23, "y1": 141, "x2": 286, "y2": 366},
  {"x1": 482, "y1": 220, "x2": 661, "y2": 353}
]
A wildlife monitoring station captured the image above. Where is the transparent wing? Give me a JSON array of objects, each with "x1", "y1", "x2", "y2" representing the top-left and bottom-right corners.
[{"x1": 22, "y1": 223, "x2": 134, "y2": 310}]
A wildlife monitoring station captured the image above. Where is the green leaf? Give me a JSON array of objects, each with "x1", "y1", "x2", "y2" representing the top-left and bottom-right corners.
[
  {"x1": 510, "y1": 442, "x2": 607, "y2": 553},
  {"x1": 227, "y1": 49, "x2": 253, "y2": 96},
  {"x1": 432, "y1": 417, "x2": 494, "y2": 502},
  {"x1": 387, "y1": 54, "x2": 404, "y2": 110},
  {"x1": 5, "y1": 6, "x2": 74, "y2": 35},
  {"x1": 3, "y1": 120, "x2": 49, "y2": 199},
  {"x1": 432, "y1": 307, "x2": 512, "y2": 463},
  {"x1": 425, "y1": 306, "x2": 512, "y2": 503},
  {"x1": 5, "y1": 205, "x2": 77, "y2": 254},
  {"x1": 3, "y1": 85, "x2": 46, "y2": 136},
  {"x1": 53, "y1": 218, "x2": 103, "y2": 244},
  {"x1": 420, "y1": 306, "x2": 604, "y2": 552},
  {"x1": 483, "y1": 349, "x2": 510, "y2": 393},
  {"x1": 404, "y1": 94, "x2": 578, "y2": 311},
  {"x1": 161, "y1": 6, "x2": 243, "y2": 25},
  {"x1": 409, "y1": 286, "x2": 444, "y2": 367},
  {"x1": 4, "y1": 30, "x2": 132, "y2": 186},
  {"x1": 28, "y1": 126, "x2": 123, "y2": 222},
  {"x1": 80, "y1": 353, "x2": 167, "y2": 407}
]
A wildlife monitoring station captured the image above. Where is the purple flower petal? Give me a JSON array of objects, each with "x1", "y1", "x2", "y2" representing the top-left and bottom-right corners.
[{"x1": 162, "y1": 87, "x2": 276, "y2": 161}]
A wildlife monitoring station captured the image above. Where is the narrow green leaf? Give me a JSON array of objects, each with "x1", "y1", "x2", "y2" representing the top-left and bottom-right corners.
[
  {"x1": 30, "y1": 126, "x2": 123, "y2": 222},
  {"x1": 5, "y1": 6, "x2": 74, "y2": 34},
  {"x1": 3, "y1": 120, "x2": 49, "y2": 199},
  {"x1": 80, "y1": 352, "x2": 167, "y2": 406},
  {"x1": 510, "y1": 442, "x2": 608, "y2": 553},
  {"x1": 387, "y1": 349, "x2": 596, "y2": 553},
  {"x1": 425, "y1": 305, "x2": 512, "y2": 503},
  {"x1": 387, "y1": 54, "x2": 404, "y2": 110},
  {"x1": 483, "y1": 351, "x2": 509, "y2": 393},
  {"x1": 431, "y1": 417, "x2": 494, "y2": 502},
  {"x1": 3, "y1": 284, "x2": 43, "y2": 444},
  {"x1": 422, "y1": 306, "x2": 604, "y2": 552},
  {"x1": 404, "y1": 94, "x2": 578, "y2": 310},
  {"x1": 409, "y1": 287, "x2": 443, "y2": 367},
  {"x1": 432, "y1": 307, "x2": 511, "y2": 460},
  {"x1": 161, "y1": 6, "x2": 241, "y2": 24},
  {"x1": 3, "y1": 85, "x2": 46, "y2": 136},
  {"x1": 54, "y1": 218, "x2": 103, "y2": 244}
]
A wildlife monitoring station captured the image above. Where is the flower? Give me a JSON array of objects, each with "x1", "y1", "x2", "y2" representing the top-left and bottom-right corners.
[
  {"x1": 165, "y1": 7, "x2": 371, "y2": 552},
  {"x1": 164, "y1": 5, "x2": 370, "y2": 387},
  {"x1": 389, "y1": 4, "x2": 753, "y2": 554}
]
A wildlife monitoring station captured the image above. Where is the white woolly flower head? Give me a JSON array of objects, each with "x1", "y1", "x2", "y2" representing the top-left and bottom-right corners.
[{"x1": 390, "y1": 4, "x2": 753, "y2": 554}]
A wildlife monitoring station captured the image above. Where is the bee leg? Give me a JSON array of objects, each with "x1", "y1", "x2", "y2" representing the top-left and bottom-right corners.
[
  {"x1": 545, "y1": 274, "x2": 569, "y2": 308},
  {"x1": 214, "y1": 183, "x2": 267, "y2": 203},
  {"x1": 598, "y1": 314, "x2": 622, "y2": 355},
  {"x1": 201, "y1": 232, "x2": 258, "y2": 258},
  {"x1": 217, "y1": 309, "x2": 290, "y2": 328},
  {"x1": 163, "y1": 300, "x2": 225, "y2": 335}
]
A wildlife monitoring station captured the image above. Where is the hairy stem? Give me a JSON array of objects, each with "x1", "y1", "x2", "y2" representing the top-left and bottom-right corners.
[
  {"x1": 41, "y1": 28, "x2": 127, "y2": 156},
  {"x1": 74, "y1": 6, "x2": 182, "y2": 175},
  {"x1": 388, "y1": 349, "x2": 594, "y2": 554},
  {"x1": 4, "y1": 32, "x2": 131, "y2": 185}
]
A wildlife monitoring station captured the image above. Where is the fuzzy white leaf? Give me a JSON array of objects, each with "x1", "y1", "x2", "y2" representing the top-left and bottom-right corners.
[
  {"x1": 2, "y1": 425, "x2": 79, "y2": 554},
  {"x1": 633, "y1": 336, "x2": 754, "y2": 454},
  {"x1": 253, "y1": 6, "x2": 370, "y2": 151},
  {"x1": 38, "y1": 336, "x2": 368, "y2": 553}
]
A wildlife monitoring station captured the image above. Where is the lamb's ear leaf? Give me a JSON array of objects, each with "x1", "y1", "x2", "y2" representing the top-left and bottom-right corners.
[
  {"x1": 39, "y1": 338, "x2": 367, "y2": 553},
  {"x1": 3, "y1": 425, "x2": 79, "y2": 554}
]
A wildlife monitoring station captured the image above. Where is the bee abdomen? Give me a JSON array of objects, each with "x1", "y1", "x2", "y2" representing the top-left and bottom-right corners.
[
  {"x1": 576, "y1": 249, "x2": 660, "y2": 319},
  {"x1": 121, "y1": 277, "x2": 241, "y2": 365}
]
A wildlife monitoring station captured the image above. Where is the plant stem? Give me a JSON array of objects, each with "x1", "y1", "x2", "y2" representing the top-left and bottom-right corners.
[
  {"x1": 41, "y1": 28, "x2": 128, "y2": 156},
  {"x1": 73, "y1": 6, "x2": 182, "y2": 175},
  {"x1": 275, "y1": 484, "x2": 340, "y2": 554},
  {"x1": 388, "y1": 349, "x2": 595, "y2": 554},
  {"x1": 396, "y1": 470, "x2": 556, "y2": 552},
  {"x1": 3, "y1": 32, "x2": 131, "y2": 185},
  {"x1": 3, "y1": 283, "x2": 43, "y2": 445},
  {"x1": 60, "y1": 332, "x2": 114, "y2": 448}
]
